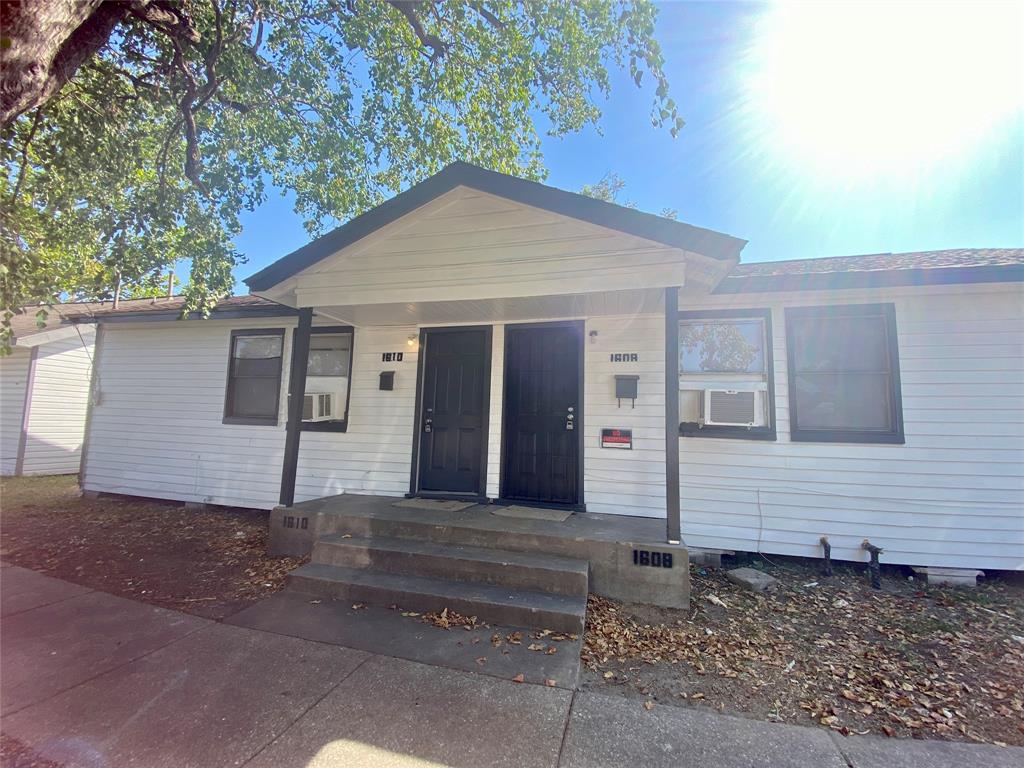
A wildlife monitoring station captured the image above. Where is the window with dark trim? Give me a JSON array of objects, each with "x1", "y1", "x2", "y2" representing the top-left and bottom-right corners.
[
  {"x1": 785, "y1": 303, "x2": 904, "y2": 444},
  {"x1": 292, "y1": 325, "x2": 355, "y2": 433},
  {"x1": 223, "y1": 328, "x2": 285, "y2": 425},
  {"x1": 678, "y1": 308, "x2": 776, "y2": 441}
]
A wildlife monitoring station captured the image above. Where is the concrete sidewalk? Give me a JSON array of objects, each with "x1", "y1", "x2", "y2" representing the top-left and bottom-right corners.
[{"x1": 2, "y1": 565, "x2": 1021, "y2": 768}]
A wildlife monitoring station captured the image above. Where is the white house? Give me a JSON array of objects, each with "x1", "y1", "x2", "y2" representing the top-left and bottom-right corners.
[
  {"x1": 1, "y1": 305, "x2": 98, "y2": 476},
  {"x1": 75, "y1": 164, "x2": 1024, "y2": 583}
]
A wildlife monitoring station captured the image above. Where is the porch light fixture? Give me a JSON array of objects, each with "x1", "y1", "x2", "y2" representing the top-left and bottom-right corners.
[{"x1": 407, "y1": 335, "x2": 417, "y2": 347}]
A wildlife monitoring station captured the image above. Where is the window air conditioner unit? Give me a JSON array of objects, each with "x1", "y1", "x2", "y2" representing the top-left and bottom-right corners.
[
  {"x1": 701, "y1": 389, "x2": 764, "y2": 427},
  {"x1": 302, "y1": 392, "x2": 335, "y2": 422}
]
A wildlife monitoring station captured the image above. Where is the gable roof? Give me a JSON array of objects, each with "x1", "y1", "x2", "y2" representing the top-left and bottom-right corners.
[
  {"x1": 245, "y1": 161, "x2": 748, "y2": 292},
  {"x1": 715, "y1": 248, "x2": 1024, "y2": 294},
  {"x1": 8, "y1": 295, "x2": 292, "y2": 341}
]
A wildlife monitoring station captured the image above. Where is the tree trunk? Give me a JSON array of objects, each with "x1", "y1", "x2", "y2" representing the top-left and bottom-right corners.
[{"x1": 0, "y1": 0, "x2": 130, "y2": 127}]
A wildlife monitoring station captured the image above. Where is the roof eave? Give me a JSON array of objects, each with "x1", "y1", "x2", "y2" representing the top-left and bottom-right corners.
[{"x1": 715, "y1": 263, "x2": 1024, "y2": 294}]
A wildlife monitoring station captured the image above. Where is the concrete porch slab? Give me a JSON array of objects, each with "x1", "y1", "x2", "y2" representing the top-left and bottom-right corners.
[
  {"x1": 1, "y1": 586, "x2": 209, "y2": 716},
  {"x1": 225, "y1": 589, "x2": 582, "y2": 689},
  {"x1": 280, "y1": 493, "x2": 679, "y2": 551},
  {"x1": 561, "y1": 692, "x2": 849, "y2": 768},
  {"x1": 271, "y1": 493, "x2": 691, "y2": 609},
  {"x1": 245, "y1": 654, "x2": 572, "y2": 768},
  {"x1": 1, "y1": 564, "x2": 94, "y2": 617},
  {"x1": 2, "y1": 623, "x2": 369, "y2": 768}
]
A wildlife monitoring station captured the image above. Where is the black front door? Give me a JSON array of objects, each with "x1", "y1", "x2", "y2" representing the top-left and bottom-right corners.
[
  {"x1": 416, "y1": 328, "x2": 490, "y2": 495},
  {"x1": 502, "y1": 323, "x2": 582, "y2": 505}
]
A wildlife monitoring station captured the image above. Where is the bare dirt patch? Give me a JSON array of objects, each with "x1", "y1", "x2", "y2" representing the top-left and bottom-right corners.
[
  {"x1": 581, "y1": 558, "x2": 1024, "y2": 747},
  {"x1": 0, "y1": 475, "x2": 305, "y2": 619}
]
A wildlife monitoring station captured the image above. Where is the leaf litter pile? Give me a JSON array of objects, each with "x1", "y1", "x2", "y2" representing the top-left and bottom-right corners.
[
  {"x1": 582, "y1": 560, "x2": 1024, "y2": 746},
  {"x1": 0, "y1": 475, "x2": 305, "y2": 619}
]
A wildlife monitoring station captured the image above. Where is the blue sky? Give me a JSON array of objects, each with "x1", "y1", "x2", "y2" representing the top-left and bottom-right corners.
[{"x1": 233, "y1": 1, "x2": 1023, "y2": 293}]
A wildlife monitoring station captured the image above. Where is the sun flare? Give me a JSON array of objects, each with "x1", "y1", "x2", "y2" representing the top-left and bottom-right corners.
[{"x1": 743, "y1": 1, "x2": 1023, "y2": 183}]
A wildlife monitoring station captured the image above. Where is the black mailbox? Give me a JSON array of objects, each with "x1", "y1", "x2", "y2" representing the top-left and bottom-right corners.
[
  {"x1": 379, "y1": 371, "x2": 395, "y2": 391},
  {"x1": 615, "y1": 375, "x2": 639, "y2": 407}
]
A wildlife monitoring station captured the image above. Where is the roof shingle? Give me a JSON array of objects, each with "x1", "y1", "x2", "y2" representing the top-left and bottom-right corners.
[
  {"x1": 7, "y1": 295, "x2": 283, "y2": 341},
  {"x1": 717, "y1": 248, "x2": 1023, "y2": 293}
]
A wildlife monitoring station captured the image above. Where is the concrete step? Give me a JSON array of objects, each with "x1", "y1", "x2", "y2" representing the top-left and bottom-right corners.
[
  {"x1": 287, "y1": 562, "x2": 586, "y2": 633},
  {"x1": 315, "y1": 512, "x2": 596, "y2": 560},
  {"x1": 312, "y1": 535, "x2": 589, "y2": 597}
]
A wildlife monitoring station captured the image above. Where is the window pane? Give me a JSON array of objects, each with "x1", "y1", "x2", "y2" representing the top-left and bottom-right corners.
[
  {"x1": 233, "y1": 356, "x2": 282, "y2": 378},
  {"x1": 791, "y1": 315, "x2": 889, "y2": 372},
  {"x1": 307, "y1": 333, "x2": 351, "y2": 377},
  {"x1": 230, "y1": 377, "x2": 279, "y2": 419},
  {"x1": 233, "y1": 335, "x2": 282, "y2": 360},
  {"x1": 680, "y1": 319, "x2": 764, "y2": 373},
  {"x1": 794, "y1": 373, "x2": 892, "y2": 431}
]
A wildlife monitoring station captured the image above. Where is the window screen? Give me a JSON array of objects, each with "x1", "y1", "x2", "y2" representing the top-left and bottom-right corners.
[
  {"x1": 677, "y1": 309, "x2": 776, "y2": 441},
  {"x1": 299, "y1": 326, "x2": 355, "y2": 430},
  {"x1": 307, "y1": 333, "x2": 351, "y2": 377},
  {"x1": 785, "y1": 304, "x2": 904, "y2": 443},
  {"x1": 680, "y1": 318, "x2": 765, "y2": 374},
  {"x1": 224, "y1": 330, "x2": 284, "y2": 424}
]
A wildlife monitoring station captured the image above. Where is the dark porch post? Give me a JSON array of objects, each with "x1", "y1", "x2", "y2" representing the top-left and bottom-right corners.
[
  {"x1": 664, "y1": 286, "x2": 681, "y2": 544},
  {"x1": 280, "y1": 308, "x2": 313, "y2": 507}
]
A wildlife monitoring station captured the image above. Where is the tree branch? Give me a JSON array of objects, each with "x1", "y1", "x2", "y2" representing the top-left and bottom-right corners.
[
  {"x1": 10, "y1": 108, "x2": 43, "y2": 203},
  {"x1": 472, "y1": 3, "x2": 505, "y2": 31},
  {"x1": 386, "y1": 1, "x2": 447, "y2": 61},
  {"x1": 0, "y1": 0, "x2": 132, "y2": 126},
  {"x1": 126, "y1": 0, "x2": 201, "y2": 44}
]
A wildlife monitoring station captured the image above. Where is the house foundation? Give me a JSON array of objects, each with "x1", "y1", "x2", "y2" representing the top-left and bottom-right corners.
[{"x1": 911, "y1": 567, "x2": 985, "y2": 588}]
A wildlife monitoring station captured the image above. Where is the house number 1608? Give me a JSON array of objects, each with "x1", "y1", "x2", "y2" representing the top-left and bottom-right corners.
[{"x1": 633, "y1": 549, "x2": 673, "y2": 568}]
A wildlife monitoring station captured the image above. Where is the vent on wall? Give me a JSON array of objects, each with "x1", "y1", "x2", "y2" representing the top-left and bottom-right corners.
[{"x1": 702, "y1": 389, "x2": 761, "y2": 427}]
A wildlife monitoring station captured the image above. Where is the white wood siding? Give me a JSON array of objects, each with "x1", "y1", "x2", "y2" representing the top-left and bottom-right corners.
[
  {"x1": 81, "y1": 282, "x2": 1023, "y2": 571},
  {"x1": 0, "y1": 349, "x2": 30, "y2": 475},
  {"x1": 583, "y1": 314, "x2": 667, "y2": 517},
  {"x1": 294, "y1": 327, "x2": 418, "y2": 501},
  {"x1": 286, "y1": 189, "x2": 691, "y2": 309},
  {"x1": 485, "y1": 325, "x2": 505, "y2": 498},
  {"x1": 579, "y1": 283, "x2": 1023, "y2": 571},
  {"x1": 21, "y1": 331, "x2": 94, "y2": 475},
  {"x1": 82, "y1": 319, "x2": 292, "y2": 508}
]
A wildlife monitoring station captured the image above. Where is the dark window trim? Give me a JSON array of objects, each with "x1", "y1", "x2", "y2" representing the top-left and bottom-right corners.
[
  {"x1": 677, "y1": 307, "x2": 777, "y2": 442},
  {"x1": 784, "y1": 302, "x2": 905, "y2": 444},
  {"x1": 223, "y1": 328, "x2": 286, "y2": 426},
  {"x1": 291, "y1": 325, "x2": 355, "y2": 433}
]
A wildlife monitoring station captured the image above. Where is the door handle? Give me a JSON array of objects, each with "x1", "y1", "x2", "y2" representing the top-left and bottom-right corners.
[
  {"x1": 424, "y1": 417, "x2": 432, "y2": 433},
  {"x1": 565, "y1": 406, "x2": 575, "y2": 431}
]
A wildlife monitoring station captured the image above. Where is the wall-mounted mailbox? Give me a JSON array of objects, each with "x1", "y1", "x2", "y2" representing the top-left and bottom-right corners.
[
  {"x1": 615, "y1": 375, "x2": 639, "y2": 408},
  {"x1": 379, "y1": 371, "x2": 395, "y2": 391}
]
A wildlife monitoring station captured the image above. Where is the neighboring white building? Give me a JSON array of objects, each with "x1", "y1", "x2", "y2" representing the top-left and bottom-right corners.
[
  {"x1": 1, "y1": 306, "x2": 98, "y2": 476},
  {"x1": 76, "y1": 164, "x2": 1024, "y2": 573}
]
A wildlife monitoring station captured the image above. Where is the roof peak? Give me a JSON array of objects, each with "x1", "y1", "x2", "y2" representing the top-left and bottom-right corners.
[{"x1": 245, "y1": 161, "x2": 747, "y2": 292}]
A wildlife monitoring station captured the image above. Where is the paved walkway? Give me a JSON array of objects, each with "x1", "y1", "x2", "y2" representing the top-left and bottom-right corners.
[{"x1": 2, "y1": 564, "x2": 1021, "y2": 768}]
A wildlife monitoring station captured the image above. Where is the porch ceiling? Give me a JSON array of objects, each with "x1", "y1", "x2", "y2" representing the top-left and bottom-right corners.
[{"x1": 310, "y1": 287, "x2": 673, "y2": 326}]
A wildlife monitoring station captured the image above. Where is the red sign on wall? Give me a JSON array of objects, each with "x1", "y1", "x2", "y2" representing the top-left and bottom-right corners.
[{"x1": 600, "y1": 428, "x2": 633, "y2": 449}]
